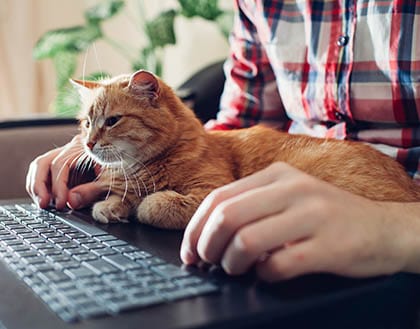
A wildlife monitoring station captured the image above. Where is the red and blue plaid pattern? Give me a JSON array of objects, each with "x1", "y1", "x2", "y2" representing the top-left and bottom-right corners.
[{"x1": 206, "y1": 0, "x2": 420, "y2": 181}]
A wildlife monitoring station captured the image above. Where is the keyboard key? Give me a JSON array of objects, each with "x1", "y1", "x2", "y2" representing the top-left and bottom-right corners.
[
  {"x1": 54, "y1": 214, "x2": 108, "y2": 237},
  {"x1": 82, "y1": 259, "x2": 119, "y2": 275},
  {"x1": 38, "y1": 271, "x2": 71, "y2": 283},
  {"x1": 64, "y1": 266, "x2": 96, "y2": 279},
  {"x1": 72, "y1": 253, "x2": 98, "y2": 262},
  {"x1": 103, "y1": 239, "x2": 128, "y2": 248},
  {"x1": 173, "y1": 276, "x2": 204, "y2": 287},
  {"x1": 108, "y1": 294, "x2": 164, "y2": 313},
  {"x1": 124, "y1": 250, "x2": 152, "y2": 260},
  {"x1": 94, "y1": 235, "x2": 118, "y2": 242},
  {"x1": 29, "y1": 263, "x2": 57, "y2": 273},
  {"x1": 91, "y1": 247, "x2": 117, "y2": 257},
  {"x1": 102, "y1": 254, "x2": 143, "y2": 271},
  {"x1": 55, "y1": 260, "x2": 81, "y2": 270},
  {"x1": 113, "y1": 245, "x2": 139, "y2": 253},
  {"x1": 81, "y1": 242, "x2": 105, "y2": 250},
  {"x1": 137, "y1": 257, "x2": 166, "y2": 268},
  {"x1": 74, "y1": 237, "x2": 97, "y2": 245},
  {"x1": 150, "y1": 264, "x2": 191, "y2": 279}
]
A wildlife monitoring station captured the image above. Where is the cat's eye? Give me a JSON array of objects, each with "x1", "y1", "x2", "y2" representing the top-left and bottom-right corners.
[
  {"x1": 84, "y1": 119, "x2": 90, "y2": 128},
  {"x1": 105, "y1": 116, "x2": 122, "y2": 127}
]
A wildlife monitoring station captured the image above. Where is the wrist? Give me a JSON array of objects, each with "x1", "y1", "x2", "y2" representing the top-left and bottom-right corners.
[{"x1": 381, "y1": 202, "x2": 420, "y2": 274}]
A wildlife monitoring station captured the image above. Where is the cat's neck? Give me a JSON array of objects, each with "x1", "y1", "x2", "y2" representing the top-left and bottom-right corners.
[{"x1": 148, "y1": 98, "x2": 207, "y2": 167}]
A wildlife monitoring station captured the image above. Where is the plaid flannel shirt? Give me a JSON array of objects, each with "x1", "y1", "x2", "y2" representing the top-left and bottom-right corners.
[{"x1": 206, "y1": 0, "x2": 420, "y2": 181}]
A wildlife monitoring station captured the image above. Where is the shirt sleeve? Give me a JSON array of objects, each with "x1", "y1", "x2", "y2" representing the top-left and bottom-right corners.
[{"x1": 205, "y1": 0, "x2": 289, "y2": 131}]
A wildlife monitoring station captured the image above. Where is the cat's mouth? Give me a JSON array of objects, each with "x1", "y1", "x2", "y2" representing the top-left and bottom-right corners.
[{"x1": 84, "y1": 146, "x2": 123, "y2": 168}]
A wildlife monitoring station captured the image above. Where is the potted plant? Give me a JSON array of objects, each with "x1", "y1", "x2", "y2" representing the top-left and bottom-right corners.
[{"x1": 33, "y1": 0, "x2": 232, "y2": 116}]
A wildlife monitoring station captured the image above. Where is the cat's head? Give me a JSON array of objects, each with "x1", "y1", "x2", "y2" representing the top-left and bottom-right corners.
[{"x1": 71, "y1": 70, "x2": 186, "y2": 168}]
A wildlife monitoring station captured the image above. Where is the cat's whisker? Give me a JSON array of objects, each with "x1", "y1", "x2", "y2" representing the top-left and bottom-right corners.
[
  {"x1": 120, "y1": 150, "x2": 157, "y2": 195},
  {"x1": 126, "y1": 171, "x2": 143, "y2": 199},
  {"x1": 108, "y1": 148, "x2": 131, "y2": 203},
  {"x1": 92, "y1": 43, "x2": 104, "y2": 79},
  {"x1": 73, "y1": 152, "x2": 92, "y2": 184},
  {"x1": 105, "y1": 166, "x2": 114, "y2": 201},
  {"x1": 125, "y1": 161, "x2": 149, "y2": 198},
  {"x1": 82, "y1": 46, "x2": 89, "y2": 83},
  {"x1": 75, "y1": 153, "x2": 91, "y2": 172},
  {"x1": 120, "y1": 163, "x2": 129, "y2": 203},
  {"x1": 105, "y1": 146, "x2": 143, "y2": 199},
  {"x1": 55, "y1": 150, "x2": 85, "y2": 183}
]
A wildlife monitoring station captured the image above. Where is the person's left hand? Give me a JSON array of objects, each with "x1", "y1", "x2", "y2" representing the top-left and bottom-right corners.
[{"x1": 180, "y1": 162, "x2": 408, "y2": 281}]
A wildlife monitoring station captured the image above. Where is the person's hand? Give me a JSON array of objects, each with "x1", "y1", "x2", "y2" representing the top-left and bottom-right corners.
[
  {"x1": 180, "y1": 162, "x2": 410, "y2": 281},
  {"x1": 26, "y1": 134, "x2": 105, "y2": 210}
]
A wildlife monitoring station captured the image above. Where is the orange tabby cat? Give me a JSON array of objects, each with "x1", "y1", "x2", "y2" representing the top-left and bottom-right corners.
[{"x1": 71, "y1": 70, "x2": 420, "y2": 229}]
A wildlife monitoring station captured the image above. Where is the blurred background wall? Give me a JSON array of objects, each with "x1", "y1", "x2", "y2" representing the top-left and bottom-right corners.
[{"x1": 0, "y1": 0, "x2": 231, "y2": 119}]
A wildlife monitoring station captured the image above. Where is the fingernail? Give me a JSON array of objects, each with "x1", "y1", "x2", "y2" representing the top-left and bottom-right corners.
[
  {"x1": 68, "y1": 192, "x2": 82, "y2": 209},
  {"x1": 180, "y1": 246, "x2": 195, "y2": 264},
  {"x1": 33, "y1": 196, "x2": 41, "y2": 208}
]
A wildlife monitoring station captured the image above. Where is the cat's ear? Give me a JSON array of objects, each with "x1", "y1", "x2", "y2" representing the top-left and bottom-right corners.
[
  {"x1": 69, "y1": 79, "x2": 101, "y2": 101},
  {"x1": 128, "y1": 70, "x2": 160, "y2": 100},
  {"x1": 70, "y1": 79, "x2": 101, "y2": 90}
]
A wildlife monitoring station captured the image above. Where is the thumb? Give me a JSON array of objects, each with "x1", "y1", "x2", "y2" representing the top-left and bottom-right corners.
[{"x1": 67, "y1": 181, "x2": 107, "y2": 210}]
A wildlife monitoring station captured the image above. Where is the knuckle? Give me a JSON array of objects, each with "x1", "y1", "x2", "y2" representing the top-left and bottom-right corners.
[
  {"x1": 207, "y1": 187, "x2": 229, "y2": 207},
  {"x1": 234, "y1": 228, "x2": 259, "y2": 257},
  {"x1": 267, "y1": 162, "x2": 292, "y2": 174},
  {"x1": 265, "y1": 162, "x2": 286, "y2": 177},
  {"x1": 212, "y1": 203, "x2": 236, "y2": 232},
  {"x1": 50, "y1": 156, "x2": 64, "y2": 168},
  {"x1": 288, "y1": 176, "x2": 312, "y2": 194},
  {"x1": 196, "y1": 239, "x2": 215, "y2": 264},
  {"x1": 307, "y1": 197, "x2": 330, "y2": 216},
  {"x1": 30, "y1": 156, "x2": 44, "y2": 169}
]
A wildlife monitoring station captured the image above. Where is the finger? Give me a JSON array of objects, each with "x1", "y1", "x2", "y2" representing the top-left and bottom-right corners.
[
  {"x1": 220, "y1": 208, "x2": 315, "y2": 275},
  {"x1": 50, "y1": 144, "x2": 85, "y2": 209},
  {"x1": 26, "y1": 162, "x2": 50, "y2": 208},
  {"x1": 26, "y1": 149, "x2": 61, "y2": 208},
  {"x1": 256, "y1": 240, "x2": 322, "y2": 282},
  {"x1": 67, "y1": 180, "x2": 108, "y2": 210},
  {"x1": 196, "y1": 181, "x2": 295, "y2": 265},
  {"x1": 180, "y1": 162, "x2": 292, "y2": 264}
]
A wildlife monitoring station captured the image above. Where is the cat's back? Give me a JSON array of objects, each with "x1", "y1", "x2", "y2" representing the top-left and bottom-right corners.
[
  {"x1": 208, "y1": 125, "x2": 420, "y2": 201},
  {"x1": 208, "y1": 126, "x2": 292, "y2": 177}
]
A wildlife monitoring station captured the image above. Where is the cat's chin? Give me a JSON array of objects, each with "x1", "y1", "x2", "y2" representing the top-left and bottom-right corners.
[
  {"x1": 88, "y1": 154, "x2": 122, "y2": 168},
  {"x1": 99, "y1": 160, "x2": 123, "y2": 168}
]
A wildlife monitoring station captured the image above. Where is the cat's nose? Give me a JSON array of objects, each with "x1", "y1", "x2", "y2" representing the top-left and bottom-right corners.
[{"x1": 87, "y1": 141, "x2": 96, "y2": 150}]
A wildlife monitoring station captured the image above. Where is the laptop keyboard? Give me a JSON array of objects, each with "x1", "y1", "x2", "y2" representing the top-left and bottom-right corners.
[{"x1": 0, "y1": 204, "x2": 218, "y2": 322}]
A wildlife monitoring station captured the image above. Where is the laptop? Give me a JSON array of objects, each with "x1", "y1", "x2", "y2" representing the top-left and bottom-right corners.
[{"x1": 0, "y1": 199, "x2": 418, "y2": 329}]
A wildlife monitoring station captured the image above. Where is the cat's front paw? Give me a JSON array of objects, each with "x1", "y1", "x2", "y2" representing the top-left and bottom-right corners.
[{"x1": 92, "y1": 198, "x2": 131, "y2": 224}]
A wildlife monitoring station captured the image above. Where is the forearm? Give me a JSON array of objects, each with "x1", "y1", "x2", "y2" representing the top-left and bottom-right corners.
[{"x1": 382, "y1": 201, "x2": 420, "y2": 274}]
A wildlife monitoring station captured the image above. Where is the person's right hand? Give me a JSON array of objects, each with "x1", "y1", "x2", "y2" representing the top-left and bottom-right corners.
[{"x1": 26, "y1": 134, "x2": 106, "y2": 210}]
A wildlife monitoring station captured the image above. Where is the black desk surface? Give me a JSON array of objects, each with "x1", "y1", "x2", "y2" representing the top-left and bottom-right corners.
[{"x1": 0, "y1": 200, "x2": 419, "y2": 329}]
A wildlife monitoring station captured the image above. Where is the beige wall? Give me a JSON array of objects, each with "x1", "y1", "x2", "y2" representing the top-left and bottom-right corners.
[{"x1": 0, "y1": 0, "x2": 231, "y2": 119}]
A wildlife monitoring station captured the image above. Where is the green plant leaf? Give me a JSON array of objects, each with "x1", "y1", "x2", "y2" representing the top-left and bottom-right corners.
[
  {"x1": 53, "y1": 52, "x2": 77, "y2": 90},
  {"x1": 178, "y1": 0, "x2": 223, "y2": 20},
  {"x1": 53, "y1": 70, "x2": 111, "y2": 117},
  {"x1": 81, "y1": 71, "x2": 111, "y2": 81},
  {"x1": 215, "y1": 10, "x2": 234, "y2": 39},
  {"x1": 54, "y1": 87, "x2": 81, "y2": 117},
  {"x1": 146, "y1": 10, "x2": 176, "y2": 49},
  {"x1": 84, "y1": 0, "x2": 125, "y2": 24},
  {"x1": 33, "y1": 25, "x2": 102, "y2": 59},
  {"x1": 132, "y1": 47, "x2": 162, "y2": 76}
]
